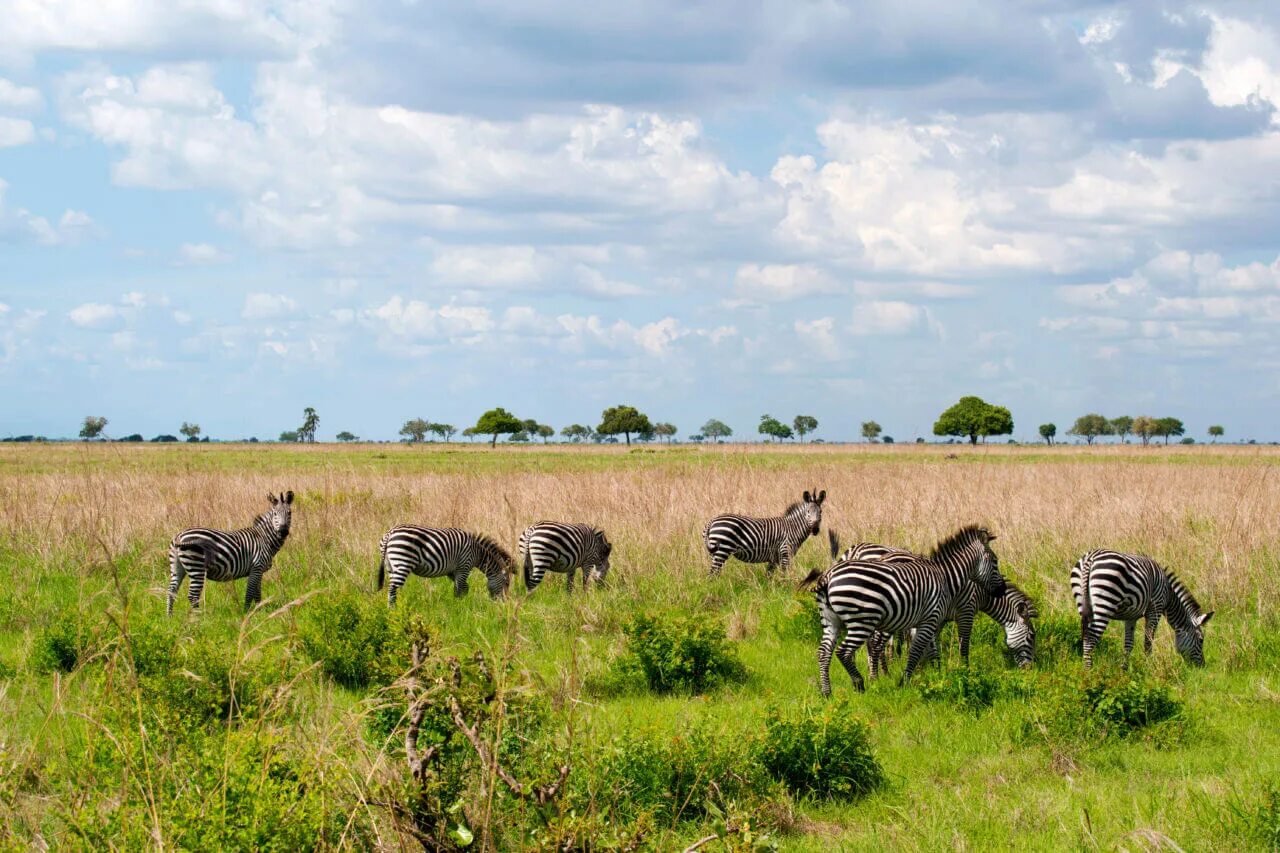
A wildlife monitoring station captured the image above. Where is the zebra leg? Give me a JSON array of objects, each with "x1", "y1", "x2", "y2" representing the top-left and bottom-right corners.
[
  {"x1": 818, "y1": 620, "x2": 839, "y2": 697},
  {"x1": 244, "y1": 568, "x2": 264, "y2": 611},
  {"x1": 708, "y1": 550, "x2": 729, "y2": 577},
  {"x1": 454, "y1": 569, "x2": 470, "y2": 598},
  {"x1": 835, "y1": 629, "x2": 867, "y2": 693},
  {"x1": 1082, "y1": 616, "x2": 1107, "y2": 669},
  {"x1": 900, "y1": 622, "x2": 941, "y2": 685},
  {"x1": 167, "y1": 554, "x2": 185, "y2": 616},
  {"x1": 1124, "y1": 620, "x2": 1137, "y2": 661},
  {"x1": 1143, "y1": 612, "x2": 1160, "y2": 654},
  {"x1": 187, "y1": 560, "x2": 206, "y2": 612},
  {"x1": 866, "y1": 632, "x2": 887, "y2": 679},
  {"x1": 565, "y1": 567, "x2": 576, "y2": 594}
]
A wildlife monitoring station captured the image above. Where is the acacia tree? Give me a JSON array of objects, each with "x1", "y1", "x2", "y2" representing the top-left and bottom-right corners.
[
  {"x1": 336, "y1": 431, "x2": 358, "y2": 442},
  {"x1": 279, "y1": 430, "x2": 300, "y2": 442},
  {"x1": 1157, "y1": 416, "x2": 1185, "y2": 445},
  {"x1": 861, "y1": 421, "x2": 882, "y2": 442},
  {"x1": 1110, "y1": 416, "x2": 1133, "y2": 444},
  {"x1": 79, "y1": 416, "x2": 108, "y2": 440},
  {"x1": 1132, "y1": 416, "x2": 1158, "y2": 446},
  {"x1": 474, "y1": 408, "x2": 523, "y2": 447},
  {"x1": 1039, "y1": 423, "x2": 1056, "y2": 446},
  {"x1": 793, "y1": 415, "x2": 818, "y2": 442},
  {"x1": 701, "y1": 419, "x2": 732, "y2": 443},
  {"x1": 462, "y1": 427, "x2": 477, "y2": 442},
  {"x1": 1208, "y1": 425, "x2": 1225, "y2": 443},
  {"x1": 536, "y1": 424, "x2": 555, "y2": 444},
  {"x1": 758, "y1": 414, "x2": 792, "y2": 442},
  {"x1": 298, "y1": 407, "x2": 320, "y2": 443},
  {"x1": 400, "y1": 418, "x2": 430, "y2": 443},
  {"x1": 597, "y1": 405, "x2": 652, "y2": 446},
  {"x1": 561, "y1": 424, "x2": 591, "y2": 443},
  {"x1": 1067, "y1": 413, "x2": 1110, "y2": 445},
  {"x1": 180, "y1": 422, "x2": 201, "y2": 442},
  {"x1": 933, "y1": 396, "x2": 1013, "y2": 445},
  {"x1": 429, "y1": 423, "x2": 457, "y2": 443},
  {"x1": 653, "y1": 423, "x2": 677, "y2": 444}
]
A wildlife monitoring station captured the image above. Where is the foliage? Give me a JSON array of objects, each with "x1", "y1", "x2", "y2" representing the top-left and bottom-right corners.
[
  {"x1": 793, "y1": 415, "x2": 818, "y2": 441},
  {"x1": 653, "y1": 422, "x2": 677, "y2": 443},
  {"x1": 510, "y1": 430, "x2": 530, "y2": 442},
  {"x1": 1067, "y1": 413, "x2": 1110, "y2": 444},
  {"x1": 1110, "y1": 415, "x2": 1134, "y2": 441},
  {"x1": 536, "y1": 424, "x2": 555, "y2": 443},
  {"x1": 399, "y1": 418, "x2": 431, "y2": 443},
  {"x1": 297, "y1": 407, "x2": 320, "y2": 443},
  {"x1": 932, "y1": 396, "x2": 1013, "y2": 444},
  {"x1": 79, "y1": 415, "x2": 108, "y2": 440},
  {"x1": 701, "y1": 419, "x2": 732, "y2": 441},
  {"x1": 30, "y1": 610, "x2": 92, "y2": 673},
  {"x1": 1157, "y1": 416, "x2": 1186, "y2": 445},
  {"x1": 1019, "y1": 668, "x2": 1186, "y2": 745},
  {"x1": 1132, "y1": 415, "x2": 1159, "y2": 445},
  {"x1": 916, "y1": 668, "x2": 1030, "y2": 713},
  {"x1": 152, "y1": 433, "x2": 179, "y2": 442},
  {"x1": 758, "y1": 414, "x2": 792, "y2": 442},
  {"x1": 120, "y1": 433, "x2": 144, "y2": 442},
  {"x1": 757, "y1": 701, "x2": 885, "y2": 800},
  {"x1": 474, "y1": 407, "x2": 523, "y2": 447},
  {"x1": 298, "y1": 595, "x2": 408, "y2": 689},
  {"x1": 278, "y1": 430, "x2": 300, "y2": 442},
  {"x1": 617, "y1": 613, "x2": 747, "y2": 694},
  {"x1": 1039, "y1": 423, "x2": 1056, "y2": 445},
  {"x1": 598, "y1": 404, "x2": 653, "y2": 446},
  {"x1": 561, "y1": 424, "x2": 592, "y2": 442},
  {"x1": 1208, "y1": 425, "x2": 1225, "y2": 441},
  {"x1": 336, "y1": 430, "x2": 358, "y2": 442},
  {"x1": 860, "y1": 420, "x2": 882, "y2": 442},
  {"x1": 179, "y1": 421, "x2": 201, "y2": 440},
  {"x1": 1223, "y1": 780, "x2": 1280, "y2": 850}
]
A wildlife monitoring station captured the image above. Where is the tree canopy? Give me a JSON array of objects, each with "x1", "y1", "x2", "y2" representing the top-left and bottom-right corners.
[
  {"x1": 597, "y1": 405, "x2": 653, "y2": 446},
  {"x1": 860, "y1": 420, "x2": 882, "y2": 442},
  {"x1": 79, "y1": 416, "x2": 108, "y2": 440},
  {"x1": 536, "y1": 424, "x2": 555, "y2": 443},
  {"x1": 701, "y1": 419, "x2": 732, "y2": 442},
  {"x1": 1039, "y1": 423, "x2": 1056, "y2": 445},
  {"x1": 1132, "y1": 416, "x2": 1158, "y2": 446},
  {"x1": 653, "y1": 422, "x2": 677, "y2": 443},
  {"x1": 1156, "y1": 416, "x2": 1185, "y2": 445},
  {"x1": 399, "y1": 418, "x2": 430, "y2": 443},
  {"x1": 793, "y1": 415, "x2": 818, "y2": 442},
  {"x1": 474, "y1": 408, "x2": 524, "y2": 447},
  {"x1": 336, "y1": 431, "x2": 358, "y2": 442},
  {"x1": 932, "y1": 396, "x2": 1013, "y2": 444},
  {"x1": 1110, "y1": 416, "x2": 1133, "y2": 442},
  {"x1": 179, "y1": 422, "x2": 201, "y2": 440},
  {"x1": 1067, "y1": 413, "x2": 1110, "y2": 445},
  {"x1": 298, "y1": 407, "x2": 319, "y2": 443},
  {"x1": 561, "y1": 424, "x2": 592, "y2": 443},
  {"x1": 1208, "y1": 425, "x2": 1225, "y2": 442},
  {"x1": 758, "y1": 414, "x2": 792, "y2": 442}
]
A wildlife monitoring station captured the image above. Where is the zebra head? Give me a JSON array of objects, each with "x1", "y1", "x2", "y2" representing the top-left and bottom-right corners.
[
  {"x1": 935, "y1": 525, "x2": 1005, "y2": 598},
  {"x1": 591, "y1": 529, "x2": 613, "y2": 582},
  {"x1": 264, "y1": 491, "x2": 294, "y2": 538},
  {"x1": 797, "y1": 489, "x2": 826, "y2": 536},
  {"x1": 1174, "y1": 610, "x2": 1213, "y2": 667},
  {"x1": 475, "y1": 535, "x2": 514, "y2": 597},
  {"x1": 1002, "y1": 587, "x2": 1038, "y2": 668}
]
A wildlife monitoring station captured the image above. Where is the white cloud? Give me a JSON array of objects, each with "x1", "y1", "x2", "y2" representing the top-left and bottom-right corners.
[
  {"x1": 242, "y1": 293, "x2": 298, "y2": 320},
  {"x1": 0, "y1": 117, "x2": 36, "y2": 148},
  {"x1": 850, "y1": 300, "x2": 937, "y2": 336},
  {"x1": 1196, "y1": 16, "x2": 1280, "y2": 113},
  {"x1": 365, "y1": 296, "x2": 494, "y2": 345},
  {"x1": 0, "y1": 79, "x2": 42, "y2": 111},
  {"x1": 431, "y1": 245, "x2": 548, "y2": 287},
  {"x1": 733, "y1": 263, "x2": 837, "y2": 301},
  {"x1": 794, "y1": 316, "x2": 840, "y2": 358},
  {"x1": 178, "y1": 242, "x2": 231, "y2": 265},
  {"x1": 68, "y1": 302, "x2": 121, "y2": 328}
]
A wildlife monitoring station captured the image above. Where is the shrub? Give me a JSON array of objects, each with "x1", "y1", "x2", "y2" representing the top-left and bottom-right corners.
[
  {"x1": 757, "y1": 701, "x2": 884, "y2": 800},
  {"x1": 616, "y1": 613, "x2": 747, "y2": 694},
  {"x1": 1223, "y1": 780, "x2": 1280, "y2": 850},
  {"x1": 30, "y1": 611, "x2": 91, "y2": 674},
  {"x1": 298, "y1": 595, "x2": 407, "y2": 689},
  {"x1": 140, "y1": 636, "x2": 292, "y2": 728},
  {"x1": 776, "y1": 595, "x2": 823, "y2": 642},
  {"x1": 1081, "y1": 670, "x2": 1182, "y2": 736},
  {"x1": 1018, "y1": 668, "x2": 1186, "y2": 746},
  {"x1": 918, "y1": 668, "x2": 1004, "y2": 712}
]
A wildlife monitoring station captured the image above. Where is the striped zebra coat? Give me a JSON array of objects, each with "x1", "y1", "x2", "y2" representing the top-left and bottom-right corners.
[
  {"x1": 167, "y1": 491, "x2": 293, "y2": 614},
  {"x1": 1071, "y1": 549, "x2": 1213, "y2": 668},
  {"x1": 800, "y1": 525, "x2": 1004, "y2": 696},
  {"x1": 703, "y1": 489, "x2": 825, "y2": 577},
  {"x1": 519, "y1": 522, "x2": 612, "y2": 593},
  {"x1": 376, "y1": 526, "x2": 513, "y2": 605}
]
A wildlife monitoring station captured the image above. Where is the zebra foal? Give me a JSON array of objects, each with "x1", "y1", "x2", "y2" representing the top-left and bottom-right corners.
[
  {"x1": 703, "y1": 489, "x2": 825, "y2": 577},
  {"x1": 377, "y1": 526, "x2": 513, "y2": 605},
  {"x1": 519, "y1": 522, "x2": 612, "y2": 593},
  {"x1": 167, "y1": 491, "x2": 293, "y2": 614},
  {"x1": 1071, "y1": 549, "x2": 1213, "y2": 668},
  {"x1": 800, "y1": 525, "x2": 1005, "y2": 696}
]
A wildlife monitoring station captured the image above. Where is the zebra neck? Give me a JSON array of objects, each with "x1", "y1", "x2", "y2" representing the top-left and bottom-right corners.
[
  {"x1": 1161, "y1": 573, "x2": 1199, "y2": 630},
  {"x1": 783, "y1": 514, "x2": 811, "y2": 545},
  {"x1": 254, "y1": 520, "x2": 288, "y2": 555},
  {"x1": 938, "y1": 558, "x2": 974, "y2": 598}
]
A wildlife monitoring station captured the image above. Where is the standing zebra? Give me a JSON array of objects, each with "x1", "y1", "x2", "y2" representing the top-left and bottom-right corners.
[
  {"x1": 167, "y1": 491, "x2": 294, "y2": 614},
  {"x1": 1071, "y1": 549, "x2": 1213, "y2": 668},
  {"x1": 800, "y1": 525, "x2": 1004, "y2": 696},
  {"x1": 376, "y1": 526, "x2": 513, "y2": 606},
  {"x1": 519, "y1": 522, "x2": 612, "y2": 593},
  {"x1": 703, "y1": 489, "x2": 826, "y2": 577}
]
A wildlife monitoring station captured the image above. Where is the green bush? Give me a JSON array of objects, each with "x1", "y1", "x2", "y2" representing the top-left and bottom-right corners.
[
  {"x1": 616, "y1": 613, "x2": 748, "y2": 694},
  {"x1": 30, "y1": 611, "x2": 91, "y2": 674},
  {"x1": 917, "y1": 668, "x2": 1008, "y2": 712},
  {"x1": 756, "y1": 701, "x2": 884, "y2": 800},
  {"x1": 138, "y1": 635, "x2": 294, "y2": 729},
  {"x1": 776, "y1": 595, "x2": 823, "y2": 642},
  {"x1": 121, "y1": 616, "x2": 180, "y2": 677},
  {"x1": 1018, "y1": 668, "x2": 1186, "y2": 746},
  {"x1": 1081, "y1": 669, "x2": 1182, "y2": 736},
  {"x1": 298, "y1": 594, "x2": 407, "y2": 689}
]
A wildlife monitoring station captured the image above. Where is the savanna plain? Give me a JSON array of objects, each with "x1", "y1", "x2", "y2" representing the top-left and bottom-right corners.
[{"x1": 1, "y1": 442, "x2": 1279, "y2": 851}]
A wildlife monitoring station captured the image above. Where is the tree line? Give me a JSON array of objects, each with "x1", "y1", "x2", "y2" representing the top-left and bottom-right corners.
[{"x1": 1037, "y1": 414, "x2": 1224, "y2": 446}]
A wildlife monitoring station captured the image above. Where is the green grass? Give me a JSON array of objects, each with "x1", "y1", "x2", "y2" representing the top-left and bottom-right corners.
[{"x1": 2, "y1": 443, "x2": 1279, "y2": 850}]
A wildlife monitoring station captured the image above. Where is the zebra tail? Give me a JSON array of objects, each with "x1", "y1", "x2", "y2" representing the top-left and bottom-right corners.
[
  {"x1": 827, "y1": 529, "x2": 840, "y2": 559},
  {"x1": 522, "y1": 549, "x2": 534, "y2": 590},
  {"x1": 1078, "y1": 556, "x2": 1093, "y2": 652},
  {"x1": 375, "y1": 536, "x2": 387, "y2": 591},
  {"x1": 797, "y1": 567, "x2": 823, "y2": 591}
]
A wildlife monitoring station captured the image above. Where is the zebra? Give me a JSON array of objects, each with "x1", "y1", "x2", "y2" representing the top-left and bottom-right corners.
[
  {"x1": 799, "y1": 525, "x2": 1004, "y2": 696},
  {"x1": 703, "y1": 489, "x2": 826, "y2": 577},
  {"x1": 1070, "y1": 549, "x2": 1213, "y2": 668},
  {"x1": 519, "y1": 522, "x2": 612, "y2": 593},
  {"x1": 376, "y1": 526, "x2": 513, "y2": 606},
  {"x1": 167, "y1": 491, "x2": 293, "y2": 614}
]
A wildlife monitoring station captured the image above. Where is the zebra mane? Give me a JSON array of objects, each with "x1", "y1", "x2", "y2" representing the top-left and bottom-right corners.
[
  {"x1": 927, "y1": 524, "x2": 992, "y2": 563},
  {"x1": 1165, "y1": 570, "x2": 1204, "y2": 619},
  {"x1": 474, "y1": 534, "x2": 514, "y2": 572},
  {"x1": 1002, "y1": 581, "x2": 1038, "y2": 616},
  {"x1": 783, "y1": 501, "x2": 805, "y2": 517}
]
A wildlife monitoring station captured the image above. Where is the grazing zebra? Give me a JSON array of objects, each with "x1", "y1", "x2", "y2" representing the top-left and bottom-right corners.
[
  {"x1": 376, "y1": 526, "x2": 513, "y2": 605},
  {"x1": 703, "y1": 489, "x2": 826, "y2": 577},
  {"x1": 799, "y1": 525, "x2": 1004, "y2": 696},
  {"x1": 167, "y1": 491, "x2": 293, "y2": 614},
  {"x1": 519, "y1": 522, "x2": 612, "y2": 593},
  {"x1": 1071, "y1": 549, "x2": 1213, "y2": 668}
]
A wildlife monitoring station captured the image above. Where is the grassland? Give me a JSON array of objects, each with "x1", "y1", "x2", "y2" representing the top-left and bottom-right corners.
[{"x1": 1, "y1": 442, "x2": 1279, "y2": 851}]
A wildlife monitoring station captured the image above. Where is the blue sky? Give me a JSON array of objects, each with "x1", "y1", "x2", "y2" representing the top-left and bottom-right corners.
[{"x1": 3, "y1": 1, "x2": 1280, "y2": 442}]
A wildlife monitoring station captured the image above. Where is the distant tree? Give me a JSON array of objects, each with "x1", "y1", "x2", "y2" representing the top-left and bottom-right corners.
[
  {"x1": 521, "y1": 419, "x2": 540, "y2": 435},
  {"x1": 399, "y1": 418, "x2": 430, "y2": 443},
  {"x1": 79, "y1": 416, "x2": 108, "y2": 440},
  {"x1": 1208, "y1": 425, "x2": 1225, "y2": 443},
  {"x1": 793, "y1": 415, "x2": 818, "y2": 442},
  {"x1": 536, "y1": 424, "x2": 555, "y2": 443},
  {"x1": 653, "y1": 422, "x2": 677, "y2": 444},
  {"x1": 1067, "y1": 413, "x2": 1110, "y2": 445},
  {"x1": 474, "y1": 407, "x2": 523, "y2": 447},
  {"x1": 701, "y1": 419, "x2": 733, "y2": 443},
  {"x1": 758, "y1": 414, "x2": 792, "y2": 442},
  {"x1": 336, "y1": 431, "x2": 358, "y2": 442},
  {"x1": 1110, "y1": 416, "x2": 1133, "y2": 444},
  {"x1": 689, "y1": 434, "x2": 705, "y2": 443},
  {"x1": 1039, "y1": 423, "x2": 1057, "y2": 446},
  {"x1": 120, "y1": 433, "x2": 144, "y2": 442},
  {"x1": 152, "y1": 434, "x2": 179, "y2": 442},
  {"x1": 510, "y1": 430, "x2": 530, "y2": 442},
  {"x1": 882, "y1": 436, "x2": 894, "y2": 444},
  {"x1": 933, "y1": 396, "x2": 1012, "y2": 445},
  {"x1": 179, "y1": 422, "x2": 201, "y2": 441},
  {"x1": 861, "y1": 421, "x2": 882, "y2": 442},
  {"x1": 429, "y1": 423, "x2": 457, "y2": 443},
  {"x1": 462, "y1": 427, "x2": 477, "y2": 442},
  {"x1": 636, "y1": 427, "x2": 657, "y2": 443},
  {"x1": 1132, "y1": 416, "x2": 1158, "y2": 446},
  {"x1": 1180, "y1": 437, "x2": 1195, "y2": 445},
  {"x1": 1156, "y1": 416, "x2": 1185, "y2": 445},
  {"x1": 279, "y1": 430, "x2": 300, "y2": 442},
  {"x1": 597, "y1": 405, "x2": 653, "y2": 446},
  {"x1": 561, "y1": 424, "x2": 591, "y2": 443},
  {"x1": 298, "y1": 407, "x2": 320, "y2": 443}
]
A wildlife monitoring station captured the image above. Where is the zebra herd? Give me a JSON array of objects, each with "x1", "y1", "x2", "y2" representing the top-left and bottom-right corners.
[{"x1": 165, "y1": 488, "x2": 1213, "y2": 694}]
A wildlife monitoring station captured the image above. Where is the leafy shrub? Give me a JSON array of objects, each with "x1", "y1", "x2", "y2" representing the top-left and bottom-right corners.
[
  {"x1": 121, "y1": 616, "x2": 180, "y2": 677},
  {"x1": 756, "y1": 701, "x2": 884, "y2": 800},
  {"x1": 1223, "y1": 780, "x2": 1280, "y2": 850},
  {"x1": 30, "y1": 611, "x2": 91, "y2": 674},
  {"x1": 0, "y1": 657, "x2": 15, "y2": 680},
  {"x1": 138, "y1": 635, "x2": 294, "y2": 729},
  {"x1": 776, "y1": 595, "x2": 823, "y2": 642},
  {"x1": 298, "y1": 594, "x2": 407, "y2": 689},
  {"x1": 1018, "y1": 668, "x2": 1186, "y2": 746},
  {"x1": 1081, "y1": 670, "x2": 1182, "y2": 736},
  {"x1": 616, "y1": 613, "x2": 747, "y2": 694},
  {"x1": 917, "y1": 668, "x2": 1006, "y2": 712}
]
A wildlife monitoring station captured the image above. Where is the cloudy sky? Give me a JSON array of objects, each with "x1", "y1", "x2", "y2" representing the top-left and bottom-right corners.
[{"x1": 3, "y1": 1, "x2": 1280, "y2": 441}]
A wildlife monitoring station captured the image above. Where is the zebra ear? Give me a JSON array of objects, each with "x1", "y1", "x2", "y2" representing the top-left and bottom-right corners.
[
  {"x1": 285, "y1": 490, "x2": 294, "y2": 504},
  {"x1": 803, "y1": 490, "x2": 812, "y2": 503},
  {"x1": 1198, "y1": 610, "x2": 1213, "y2": 626},
  {"x1": 817, "y1": 489, "x2": 826, "y2": 503},
  {"x1": 268, "y1": 492, "x2": 278, "y2": 505}
]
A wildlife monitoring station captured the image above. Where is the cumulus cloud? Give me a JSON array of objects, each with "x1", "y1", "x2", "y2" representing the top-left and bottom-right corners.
[
  {"x1": 242, "y1": 293, "x2": 298, "y2": 320},
  {"x1": 850, "y1": 300, "x2": 938, "y2": 336},
  {"x1": 68, "y1": 302, "x2": 121, "y2": 328},
  {"x1": 178, "y1": 242, "x2": 231, "y2": 265},
  {"x1": 733, "y1": 264, "x2": 837, "y2": 301}
]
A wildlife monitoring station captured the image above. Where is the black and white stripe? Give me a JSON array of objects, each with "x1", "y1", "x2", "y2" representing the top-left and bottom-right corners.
[
  {"x1": 519, "y1": 522, "x2": 612, "y2": 593},
  {"x1": 703, "y1": 489, "x2": 825, "y2": 577},
  {"x1": 167, "y1": 491, "x2": 293, "y2": 614},
  {"x1": 800, "y1": 525, "x2": 1005, "y2": 696},
  {"x1": 1071, "y1": 549, "x2": 1212, "y2": 668},
  {"x1": 376, "y1": 525, "x2": 513, "y2": 605}
]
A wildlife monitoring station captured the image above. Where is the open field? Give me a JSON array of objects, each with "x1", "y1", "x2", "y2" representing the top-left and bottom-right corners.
[{"x1": 2, "y1": 442, "x2": 1279, "y2": 850}]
